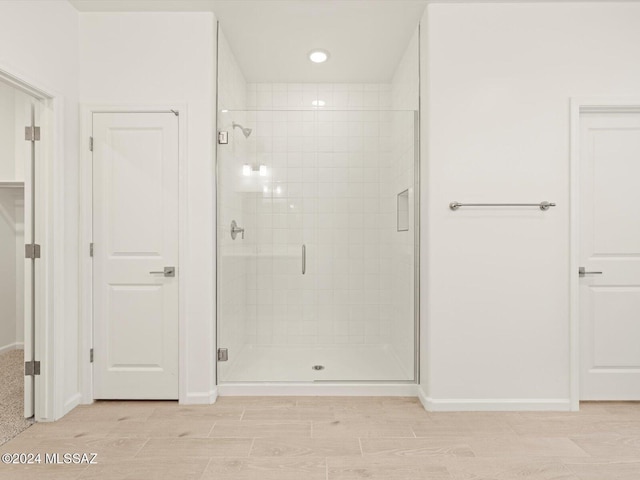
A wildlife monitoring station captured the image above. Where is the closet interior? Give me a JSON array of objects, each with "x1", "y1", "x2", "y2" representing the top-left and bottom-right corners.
[{"x1": 0, "y1": 79, "x2": 32, "y2": 442}]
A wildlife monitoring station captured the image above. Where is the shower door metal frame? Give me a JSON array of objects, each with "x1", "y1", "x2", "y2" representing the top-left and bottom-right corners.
[
  {"x1": 414, "y1": 22, "x2": 422, "y2": 387},
  {"x1": 413, "y1": 108, "x2": 421, "y2": 386}
]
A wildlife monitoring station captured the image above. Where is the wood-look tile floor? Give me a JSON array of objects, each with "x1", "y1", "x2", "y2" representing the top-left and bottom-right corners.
[{"x1": 0, "y1": 397, "x2": 639, "y2": 479}]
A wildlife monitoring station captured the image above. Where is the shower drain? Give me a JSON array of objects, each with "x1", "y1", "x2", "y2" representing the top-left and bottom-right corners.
[{"x1": 312, "y1": 365, "x2": 325, "y2": 371}]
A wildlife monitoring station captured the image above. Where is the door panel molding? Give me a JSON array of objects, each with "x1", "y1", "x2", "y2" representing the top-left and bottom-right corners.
[{"x1": 570, "y1": 98, "x2": 640, "y2": 408}]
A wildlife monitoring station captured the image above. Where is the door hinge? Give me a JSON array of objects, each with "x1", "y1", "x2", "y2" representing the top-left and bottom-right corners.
[
  {"x1": 25, "y1": 360, "x2": 41, "y2": 376},
  {"x1": 25, "y1": 126, "x2": 41, "y2": 142},
  {"x1": 90, "y1": 348, "x2": 94, "y2": 363},
  {"x1": 25, "y1": 244, "x2": 41, "y2": 259},
  {"x1": 89, "y1": 243, "x2": 94, "y2": 257},
  {"x1": 218, "y1": 131, "x2": 228, "y2": 144},
  {"x1": 89, "y1": 136, "x2": 93, "y2": 152},
  {"x1": 217, "y1": 348, "x2": 228, "y2": 362}
]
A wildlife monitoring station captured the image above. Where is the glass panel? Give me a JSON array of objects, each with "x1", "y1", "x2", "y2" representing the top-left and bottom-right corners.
[{"x1": 217, "y1": 109, "x2": 417, "y2": 382}]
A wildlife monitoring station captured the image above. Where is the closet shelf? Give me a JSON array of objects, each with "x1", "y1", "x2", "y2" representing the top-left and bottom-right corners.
[{"x1": 0, "y1": 181, "x2": 25, "y2": 188}]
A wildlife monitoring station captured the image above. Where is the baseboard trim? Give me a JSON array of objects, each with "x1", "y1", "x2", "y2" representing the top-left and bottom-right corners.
[
  {"x1": 62, "y1": 393, "x2": 83, "y2": 418},
  {"x1": 417, "y1": 386, "x2": 429, "y2": 410},
  {"x1": 421, "y1": 397, "x2": 572, "y2": 412},
  {"x1": 217, "y1": 383, "x2": 418, "y2": 397},
  {"x1": 0, "y1": 342, "x2": 24, "y2": 355},
  {"x1": 181, "y1": 388, "x2": 218, "y2": 405}
]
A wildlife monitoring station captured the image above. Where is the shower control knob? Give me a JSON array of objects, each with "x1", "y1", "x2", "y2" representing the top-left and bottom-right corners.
[{"x1": 231, "y1": 220, "x2": 245, "y2": 240}]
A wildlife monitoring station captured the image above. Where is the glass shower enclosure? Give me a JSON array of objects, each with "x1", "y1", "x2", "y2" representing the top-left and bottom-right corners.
[{"x1": 216, "y1": 108, "x2": 418, "y2": 383}]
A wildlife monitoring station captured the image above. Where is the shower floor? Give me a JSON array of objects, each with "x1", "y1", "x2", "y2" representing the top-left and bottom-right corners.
[{"x1": 220, "y1": 344, "x2": 412, "y2": 382}]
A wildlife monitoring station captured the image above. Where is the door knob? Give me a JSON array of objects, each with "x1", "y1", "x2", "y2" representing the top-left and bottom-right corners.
[
  {"x1": 150, "y1": 266, "x2": 175, "y2": 277},
  {"x1": 579, "y1": 267, "x2": 602, "y2": 277}
]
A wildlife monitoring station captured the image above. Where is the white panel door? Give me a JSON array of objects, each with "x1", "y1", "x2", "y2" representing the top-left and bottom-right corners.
[
  {"x1": 93, "y1": 112, "x2": 179, "y2": 399},
  {"x1": 580, "y1": 110, "x2": 640, "y2": 400},
  {"x1": 18, "y1": 93, "x2": 37, "y2": 418}
]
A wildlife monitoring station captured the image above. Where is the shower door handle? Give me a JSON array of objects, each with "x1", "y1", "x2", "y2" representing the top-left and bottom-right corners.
[{"x1": 302, "y1": 244, "x2": 306, "y2": 275}]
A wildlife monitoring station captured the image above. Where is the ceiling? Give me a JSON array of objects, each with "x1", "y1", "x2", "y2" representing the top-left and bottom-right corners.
[
  {"x1": 69, "y1": 0, "x2": 427, "y2": 83},
  {"x1": 211, "y1": 1, "x2": 426, "y2": 83},
  {"x1": 72, "y1": 0, "x2": 632, "y2": 82}
]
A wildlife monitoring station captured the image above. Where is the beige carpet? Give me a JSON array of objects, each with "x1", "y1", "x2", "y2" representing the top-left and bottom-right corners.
[{"x1": 0, "y1": 349, "x2": 33, "y2": 445}]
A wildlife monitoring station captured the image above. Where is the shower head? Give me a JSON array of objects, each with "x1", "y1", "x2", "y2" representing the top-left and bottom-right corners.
[{"x1": 232, "y1": 122, "x2": 252, "y2": 138}]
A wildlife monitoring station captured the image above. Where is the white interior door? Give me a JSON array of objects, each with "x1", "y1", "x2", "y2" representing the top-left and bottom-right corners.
[
  {"x1": 21, "y1": 93, "x2": 38, "y2": 419},
  {"x1": 93, "y1": 112, "x2": 179, "y2": 399},
  {"x1": 580, "y1": 109, "x2": 640, "y2": 400}
]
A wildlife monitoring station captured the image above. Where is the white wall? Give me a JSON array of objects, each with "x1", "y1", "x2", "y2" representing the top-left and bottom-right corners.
[
  {"x1": 0, "y1": 0, "x2": 79, "y2": 420},
  {"x1": 79, "y1": 12, "x2": 217, "y2": 403},
  {"x1": 421, "y1": 2, "x2": 640, "y2": 410},
  {"x1": 0, "y1": 189, "x2": 18, "y2": 351},
  {"x1": 0, "y1": 84, "x2": 24, "y2": 349},
  {"x1": 0, "y1": 85, "x2": 17, "y2": 351},
  {"x1": 0, "y1": 45, "x2": 23, "y2": 355},
  {"x1": 0, "y1": 83, "x2": 16, "y2": 181},
  {"x1": 15, "y1": 199, "x2": 24, "y2": 346},
  {"x1": 0, "y1": 83, "x2": 27, "y2": 352}
]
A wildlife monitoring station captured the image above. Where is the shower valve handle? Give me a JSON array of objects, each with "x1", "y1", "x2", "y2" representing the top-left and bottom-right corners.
[{"x1": 231, "y1": 220, "x2": 244, "y2": 240}]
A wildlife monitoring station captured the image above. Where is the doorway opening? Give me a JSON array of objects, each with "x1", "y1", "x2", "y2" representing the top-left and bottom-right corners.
[
  {"x1": 80, "y1": 107, "x2": 187, "y2": 402},
  {"x1": 0, "y1": 77, "x2": 41, "y2": 443},
  {"x1": 215, "y1": 23, "x2": 421, "y2": 390},
  {"x1": 571, "y1": 99, "x2": 640, "y2": 408}
]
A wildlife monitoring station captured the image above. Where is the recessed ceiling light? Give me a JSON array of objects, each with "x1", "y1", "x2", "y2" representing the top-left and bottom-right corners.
[
  {"x1": 309, "y1": 49, "x2": 330, "y2": 63},
  {"x1": 312, "y1": 100, "x2": 326, "y2": 107}
]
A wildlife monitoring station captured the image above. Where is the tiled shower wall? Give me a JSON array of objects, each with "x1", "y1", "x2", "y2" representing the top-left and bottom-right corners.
[
  {"x1": 240, "y1": 102, "x2": 395, "y2": 348},
  {"x1": 240, "y1": 82, "x2": 416, "y2": 364},
  {"x1": 247, "y1": 83, "x2": 391, "y2": 110}
]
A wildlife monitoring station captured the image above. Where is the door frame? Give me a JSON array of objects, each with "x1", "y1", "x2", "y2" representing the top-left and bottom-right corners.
[
  {"x1": 79, "y1": 104, "x2": 188, "y2": 404},
  {"x1": 569, "y1": 97, "x2": 640, "y2": 410},
  {"x1": 0, "y1": 65, "x2": 62, "y2": 422}
]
